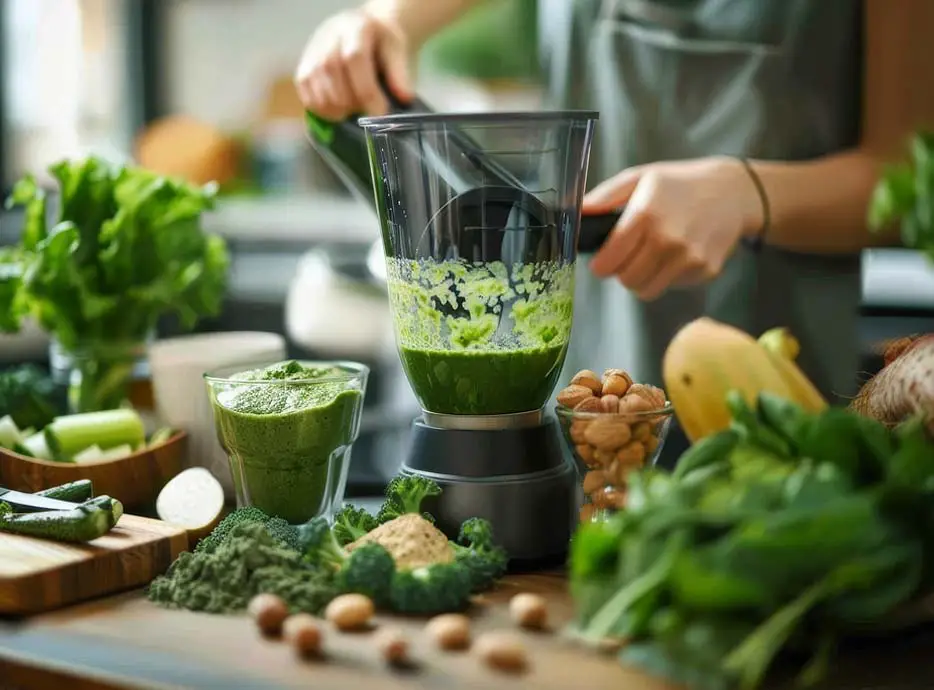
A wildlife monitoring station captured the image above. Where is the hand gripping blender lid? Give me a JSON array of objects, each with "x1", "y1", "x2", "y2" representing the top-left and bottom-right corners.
[{"x1": 304, "y1": 86, "x2": 602, "y2": 565}]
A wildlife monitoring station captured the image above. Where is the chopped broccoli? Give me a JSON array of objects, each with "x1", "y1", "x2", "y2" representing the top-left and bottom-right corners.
[
  {"x1": 451, "y1": 517, "x2": 509, "y2": 593},
  {"x1": 0, "y1": 502, "x2": 10, "y2": 519},
  {"x1": 195, "y1": 507, "x2": 300, "y2": 554},
  {"x1": 339, "y1": 542, "x2": 396, "y2": 605},
  {"x1": 298, "y1": 517, "x2": 395, "y2": 603},
  {"x1": 332, "y1": 505, "x2": 378, "y2": 545},
  {"x1": 389, "y1": 562, "x2": 473, "y2": 614},
  {"x1": 376, "y1": 476, "x2": 442, "y2": 524}
]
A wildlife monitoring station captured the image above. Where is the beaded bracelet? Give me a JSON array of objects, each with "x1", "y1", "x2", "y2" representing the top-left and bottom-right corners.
[{"x1": 738, "y1": 157, "x2": 770, "y2": 251}]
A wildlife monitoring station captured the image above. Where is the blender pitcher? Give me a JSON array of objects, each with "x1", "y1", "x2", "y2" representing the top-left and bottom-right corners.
[{"x1": 359, "y1": 112, "x2": 599, "y2": 419}]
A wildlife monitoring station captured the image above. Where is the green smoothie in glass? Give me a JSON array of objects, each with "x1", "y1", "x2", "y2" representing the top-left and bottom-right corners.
[{"x1": 206, "y1": 360, "x2": 367, "y2": 524}]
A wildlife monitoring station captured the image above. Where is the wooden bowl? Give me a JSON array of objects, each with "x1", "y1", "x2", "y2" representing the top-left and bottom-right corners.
[{"x1": 0, "y1": 431, "x2": 187, "y2": 511}]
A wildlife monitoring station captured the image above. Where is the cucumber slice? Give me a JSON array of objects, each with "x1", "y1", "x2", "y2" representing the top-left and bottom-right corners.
[{"x1": 0, "y1": 416, "x2": 21, "y2": 449}]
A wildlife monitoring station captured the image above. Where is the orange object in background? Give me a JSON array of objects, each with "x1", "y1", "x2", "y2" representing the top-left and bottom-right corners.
[{"x1": 135, "y1": 115, "x2": 243, "y2": 188}]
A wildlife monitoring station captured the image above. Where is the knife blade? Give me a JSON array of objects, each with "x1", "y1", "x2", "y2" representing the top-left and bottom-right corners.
[{"x1": 0, "y1": 488, "x2": 80, "y2": 513}]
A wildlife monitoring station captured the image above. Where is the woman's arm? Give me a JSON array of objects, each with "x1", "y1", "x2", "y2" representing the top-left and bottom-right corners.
[
  {"x1": 749, "y1": 0, "x2": 934, "y2": 253},
  {"x1": 365, "y1": 0, "x2": 491, "y2": 48}
]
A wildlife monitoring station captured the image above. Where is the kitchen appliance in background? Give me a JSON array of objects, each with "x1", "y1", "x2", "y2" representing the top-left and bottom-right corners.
[{"x1": 148, "y1": 332, "x2": 287, "y2": 499}]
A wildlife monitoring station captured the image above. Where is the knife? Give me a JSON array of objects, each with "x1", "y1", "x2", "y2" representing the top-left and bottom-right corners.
[{"x1": 0, "y1": 488, "x2": 80, "y2": 513}]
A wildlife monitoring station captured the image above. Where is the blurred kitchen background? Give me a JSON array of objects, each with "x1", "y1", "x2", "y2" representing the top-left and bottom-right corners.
[{"x1": 0, "y1": 0, "x2": 932, "y2": 495}]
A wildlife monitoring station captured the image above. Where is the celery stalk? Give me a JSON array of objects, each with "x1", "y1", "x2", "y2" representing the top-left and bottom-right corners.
[
  {"x1": 0, "y1": 416, "x2": 20, "y2": 449},
  {"x1": 44, "y1": 409, "x2": 145, "y2": 461}
]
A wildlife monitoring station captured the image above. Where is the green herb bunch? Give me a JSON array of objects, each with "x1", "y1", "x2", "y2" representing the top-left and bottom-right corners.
[
  {"x1": 570, "y1": 391, "x2": 934, "y2": 690},
  {"x1": 0, "y1": 156, "x2": 229, "y2": 351},
  {"x1": 0, "y1": 156, "x2": 229, "y2": 411},
  {"x1": 869, "y1": 131, "x2": 934, "y2": 262}
]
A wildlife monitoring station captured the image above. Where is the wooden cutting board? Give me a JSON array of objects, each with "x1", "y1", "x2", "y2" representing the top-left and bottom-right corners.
[{"x1": 0, "y1": 515, "x2": 188, "y2": 616}]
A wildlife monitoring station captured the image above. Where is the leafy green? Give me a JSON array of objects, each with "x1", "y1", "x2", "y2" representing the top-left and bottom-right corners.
[
  {"x1": 571, "y1": 391, "x2": 934, "y2": 689},
  {"x1": 0, "y1": 365, "x2": 62, "y2": 430},
  {"x1": 0, "y1": 157, "x2": 229, "y2": 411},
  {"x1": 868, "y1": 131, "x2": 934, "y2": 262}
]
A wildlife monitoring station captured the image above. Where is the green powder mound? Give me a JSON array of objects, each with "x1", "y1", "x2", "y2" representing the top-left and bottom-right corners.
[{"x1": 148, "y1": 522, "x2": 338, "y2": 615}]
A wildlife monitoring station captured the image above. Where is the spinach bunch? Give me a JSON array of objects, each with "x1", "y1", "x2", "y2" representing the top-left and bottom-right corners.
[
  {"x1": 570, "y1": 392, "x2": 934, "y2": 690},
  {"x1": 869, "y1": 131, "x2": 934, "y2": 262},
  {"x1": 0, "y1": 156, "x2": 229, "y2": 351}
]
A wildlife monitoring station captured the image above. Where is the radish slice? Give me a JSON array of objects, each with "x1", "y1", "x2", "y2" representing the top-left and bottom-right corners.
[{"x1": 156, "y1": 467, "x2": 226, "y2": 535}]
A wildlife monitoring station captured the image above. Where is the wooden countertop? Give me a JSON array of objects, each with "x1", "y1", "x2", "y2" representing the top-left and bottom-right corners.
[{"x1": 1, "y1": 572, "x2": 934, "y2": 690}]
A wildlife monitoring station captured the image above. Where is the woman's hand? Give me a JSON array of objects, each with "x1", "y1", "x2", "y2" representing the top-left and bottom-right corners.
[
  {"x1": 583, "y1": 156, "x2": 764, "y2": 301},
  {"x1": 294, "y1": 8, "x2": 413, "y2": 121}
]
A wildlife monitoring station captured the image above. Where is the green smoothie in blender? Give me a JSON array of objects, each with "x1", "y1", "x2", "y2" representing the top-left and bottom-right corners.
[{"x1": 388, "y1": 257, "x2": 574, "y2": 415}]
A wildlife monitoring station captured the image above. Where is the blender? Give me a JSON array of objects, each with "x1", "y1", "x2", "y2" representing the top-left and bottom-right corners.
[{"x1": 306, "y1": 97, "x2": 612, "y2": 566}]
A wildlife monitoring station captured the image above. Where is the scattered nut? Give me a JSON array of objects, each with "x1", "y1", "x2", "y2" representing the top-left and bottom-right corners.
[
  {"x1": 509, "y1": 593, "x2": 548, "y2": 630},
  {"x1": 631, "y1": 422, "x2": 652, "y2": 442},
  {"x1": 618, "y1": 394, "x2": 655, "y2": 415},
  {"x1": 583, "y1": 416, "x2": 632, "y2": 451},
  {"x1": 602, "y1": 371, "x2": 633, "y2": 397},
  {"x1": 426, "y1": 613, "x2": 472, "y2": 650},
  {"x1": 375, "y1": 627, "x2": 410, "y2": 666},
  {"x1": 570, "y1": 369, "x2": 603, "y2": 395},
  {"x1": 283, "y1": 613, "x2": 323, "y2": 658},
  {"x1": 569, "y1": 420, "x2": 590, "y2": 444},
  {"x1": 599, "y1": 394, "x2": 620, "y2": 413},
  {"x1": 325, "y1": 593, "x2": 374, "y2": 631},
  {"x1": 557, "y1": 385, "x2": 593, "y2": 408},
  {"x1": 474, "y1": 631, "x2": 528, "y2": 673},
  {"x1": 582, "y1": 470, "x2": 605, "y2": 494},
  {"x1": 575, "y1": 444, "x2": 597, "y2": 467},
  {"x1": 574, "y1": 396, "x2": 603, "y2": 413},
  {"x1": 248, "y1": 593, "x2": 288, "y2": 637}
]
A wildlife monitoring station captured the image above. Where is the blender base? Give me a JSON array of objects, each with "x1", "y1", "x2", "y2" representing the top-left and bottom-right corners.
[{"x1": 400, "y1": 413, "x2": 581, "y2": 569}]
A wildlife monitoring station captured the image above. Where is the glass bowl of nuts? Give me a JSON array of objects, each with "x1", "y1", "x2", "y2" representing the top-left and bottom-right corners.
[{"x1": 554, "y1": 368, "x2": 673, "y2": 523}]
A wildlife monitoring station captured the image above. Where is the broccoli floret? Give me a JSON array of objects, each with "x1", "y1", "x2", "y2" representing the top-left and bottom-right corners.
[
  {"x1": 264, "y1": 517, "x2": 301, "y2": 551},
  {"x1": 299, "y1": 517, "x2": 396, "y2": 604},
  {"x1": 451, "y1": 518, "x2": 509, "y2": 593},
  {"x1": 297, "y1": 516, "x2": 345, "y2": 569},
  {"x1": 338, "y1": 542, "x2": 395, "y2": 605},
  {"x1": 389, "y1": 562, "x2": 473, "y2": 614},
  {"x1": 332, "y1": 505, "x2": 378, "y2": 545},
  {"x1": 376, "y1": 476, "x2": 442, "y2": 524},
  {"x1": 195, "y1": 507, "x2": 301, "y2": 554},
  {"x1": 0, "y1": 501, "x2": 10, "y2": 519}
]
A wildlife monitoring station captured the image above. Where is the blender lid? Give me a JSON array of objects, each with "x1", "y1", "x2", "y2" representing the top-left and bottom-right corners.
[{"x1": 358, "y1": 110, "x2": 600, "y2": 128}]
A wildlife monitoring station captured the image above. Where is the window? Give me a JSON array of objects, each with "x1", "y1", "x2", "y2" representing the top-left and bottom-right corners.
[{"x1": 0, "y1": 0, "x2": 163, "y2": 190}]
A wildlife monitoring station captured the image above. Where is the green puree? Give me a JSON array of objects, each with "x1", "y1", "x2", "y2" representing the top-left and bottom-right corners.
[
  {"x1": 211, "y1": 361, "x2": 361, "y2": 524},
  {"x1": 399, "y1": 343, "x2": 565, "y2": 415},
  {"x1": 386, "y1": 257, "x2": 575, "y2": 415}
]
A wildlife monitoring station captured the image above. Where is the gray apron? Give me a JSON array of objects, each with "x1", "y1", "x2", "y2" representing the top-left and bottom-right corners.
[{"x1": 540, "y1": 0, "x2": 864, "y2": 403}]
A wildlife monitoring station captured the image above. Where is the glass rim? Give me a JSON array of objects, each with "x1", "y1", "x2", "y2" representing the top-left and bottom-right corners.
[
  {"x1": 203, "y1": 359, "x2": 370, "y2": 385},
  {"x1": 358, "y1": 109, "x2": 600, "y2": 129},
  {"x1": 554, "y1": 401, "x2": 674, "y2": 421}
]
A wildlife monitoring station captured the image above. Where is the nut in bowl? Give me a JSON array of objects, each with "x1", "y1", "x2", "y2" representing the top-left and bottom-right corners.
[{"x1": 555, "y1": 369, "x2": 672, "y2": 523}]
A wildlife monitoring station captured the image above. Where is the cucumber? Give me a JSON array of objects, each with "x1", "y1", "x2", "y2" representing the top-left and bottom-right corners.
[
  {"x1": 36, "y1": 479, "x2": 95, "y2": 503},
  {"x1": 0, "y1": 498, "x2": 116, "y2": 543},
  {"x1": 0, "y1": 415, "x2": 20, "y2": 449}
]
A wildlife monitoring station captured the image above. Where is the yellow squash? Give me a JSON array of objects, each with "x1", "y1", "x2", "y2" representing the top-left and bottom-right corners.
[
  {"x1": 662, "y1": 318, "x2": 818, "y2": 442},
  {"x1": 757, "y1": 328, "x2": 828, "y2": 413}
]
